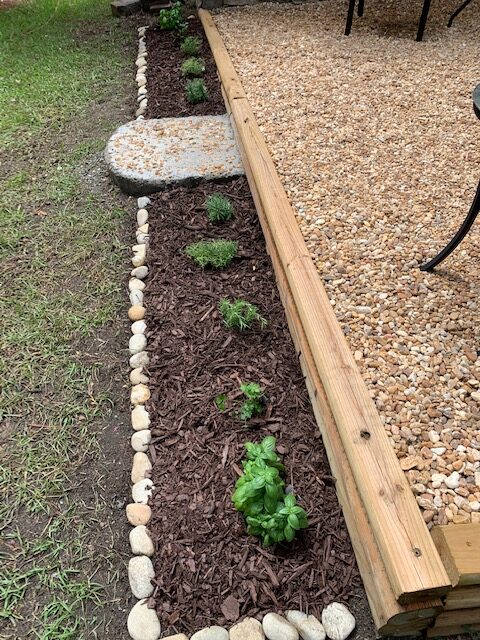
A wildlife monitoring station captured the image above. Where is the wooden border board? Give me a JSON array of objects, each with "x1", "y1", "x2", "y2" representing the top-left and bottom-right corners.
[
  {"x1": 198, "y1": 8, "x2": 450, "y2": 605},
  {"x1": 228, "y1": 96, "x2": 442, "y2": 635},
  {"x1": 432, "y1": 524, "x2": 480, "y2": 587}
]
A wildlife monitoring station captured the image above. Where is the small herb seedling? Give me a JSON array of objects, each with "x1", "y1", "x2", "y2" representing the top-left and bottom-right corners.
[
  {"x1": 181, "y1": 57, "x2": 205, "y2": 77},
  {"x1": 238, "y1": 382, "x2": 265, "y2": 421},
  {"x1": 219, "y1": 298, "x2": 267, "y2": 331},
  {"x1": 205, "y1": 194, "x2": 233, "y2": 223},
  {"x1": 186, "y1": 239, "x2": 237, "y2": 269},
  {"x1": 185, "y1": 78, "x2": 208, "y2": 104},
  {"x1": 158, "y1": 2, "x2": 186, "y2": 32},
  {"x1": 215, "y1": 381, "x2": 266, "y2": 421},
  {"x1": 232, "y1": 436, "x2": 308, "y2": 546},
  {"x1": 181, "y1": 35, "x2": 202, "y2": 56}
]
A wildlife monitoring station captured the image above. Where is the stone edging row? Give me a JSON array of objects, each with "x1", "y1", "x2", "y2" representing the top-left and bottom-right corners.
[
  {"x1": 125, "y1": 191, "x2": 161, "y2": 640},
  {"x1": 123, "y1": 23, "x2": 357, "y2": 640},
  {"x1": 136, "y1": 26, "x2": 148, "y2": 119}
]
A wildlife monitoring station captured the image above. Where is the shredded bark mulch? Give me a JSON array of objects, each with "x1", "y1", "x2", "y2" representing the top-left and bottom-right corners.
[
  {"x1": 145, "y1": 18, "x2": 224, "y2": 118},
  {"x1": 145, "y1": 177, "x2": 362, "y2": 636}
]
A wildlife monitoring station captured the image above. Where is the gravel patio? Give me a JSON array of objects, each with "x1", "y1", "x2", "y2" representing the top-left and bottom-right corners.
[{"x1": 214, "y1": 0, "x2": 480, "y2": 528}]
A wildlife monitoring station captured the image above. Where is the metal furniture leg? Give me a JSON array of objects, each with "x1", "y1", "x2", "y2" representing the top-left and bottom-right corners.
[
  {"x1": 420, "y1": 180, "x2": 480, "y2": 271},
  {"x1": 345, "y1": 0, "x2": 356, "y2": 35},
  {"x1": 358, "y1": 0, "x2": 364, "y2": 17},
  {"x1": 416, "y1": 0, "x2": 432, "y2": 41},
  {"x1": 448, "y1": 0, "x2": 473, "y2": 27}
]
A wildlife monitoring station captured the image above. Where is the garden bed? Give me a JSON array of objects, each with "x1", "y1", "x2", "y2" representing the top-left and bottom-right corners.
[
  {"x1": 145, "y1": 18, "x2": 224, "y2": 119},
  {"x1": 144, "y1": 177, "x2": 363, "y2": 636}
]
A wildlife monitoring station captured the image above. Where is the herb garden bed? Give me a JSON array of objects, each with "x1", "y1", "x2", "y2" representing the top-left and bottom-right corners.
[
  {"x1": 145, "y1": 18, "x2": 224, "y2": 119},
  {"x1": 144, "y1": 177, "x2": 363, "y2": 636}
]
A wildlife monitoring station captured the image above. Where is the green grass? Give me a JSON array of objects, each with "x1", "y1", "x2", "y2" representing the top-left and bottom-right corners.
[
  {"x1": 0, "y1": 0, "x2": 134, "y2": 636},
  {"x1": 0, "y1": 0, "x2": 128, "y2": 151}
]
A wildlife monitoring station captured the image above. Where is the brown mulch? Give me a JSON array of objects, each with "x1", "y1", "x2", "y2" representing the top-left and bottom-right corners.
[
  {"x1": 145, "y1": 177, "x2": 362, "y2": 636},
  {"x1": 145, "y1": 18, "x2": 224, "y2": 118}
]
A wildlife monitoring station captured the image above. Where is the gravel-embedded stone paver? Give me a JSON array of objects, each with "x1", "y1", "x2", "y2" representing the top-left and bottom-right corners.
[
  {"x1": 214, "y1": 0, "x2": 480, "y2": 525},
  {"x1": 105, "y1": 115, "x2": 244, "y2": 195}
]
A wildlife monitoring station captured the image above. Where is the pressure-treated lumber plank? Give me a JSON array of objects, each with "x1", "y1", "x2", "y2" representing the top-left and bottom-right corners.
[
  {"x1": 199, "y1": 8, "x2": 451, "y2": 605},
  {"x1": 198, "y1": 11, "x2": 246, "y2": 101},
  {"x1": 427, "y1": 606, "x2": 480, "y2": 636},
  {"x1": 444, "y1": 585, "x2": 480, "y2": 610},
  {"x1": 431, "y1": 525, "x2": 480, "y2": 587},
  {"x1": 222, "y1": 78, "x2": 442, "y2": 636}
]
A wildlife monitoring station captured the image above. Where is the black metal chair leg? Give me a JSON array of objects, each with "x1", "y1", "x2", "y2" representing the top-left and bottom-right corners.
[
  {"x1": 420, "y1": 180, "x2": 480, "y2": 272},
  {"x1": 416, "y1": 0, "x2": 432, "y2": 41},
  {"x1": 345, "y1": 0, "x2": 356, "y2": 35},
  {"x1": 358, "y1": 0, "x2": 364, "y2": 17},
  {"x1": 448, "y1": 0, "x2": 473, "y2": 27}
]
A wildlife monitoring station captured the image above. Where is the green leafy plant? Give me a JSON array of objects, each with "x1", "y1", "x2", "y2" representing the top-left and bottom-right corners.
[
  {"x1": 185, "y1": 78, "x2": 208, "y2": 104},
  {"x1": 238, "y1": 382, "x2": 265, "y2": 421},
  {"x1": 158, "y1": 2, "x2": 186, "y2": 32},
  {"x1": 219, "y1": 298, "x2": 267, "y2": 331},
  {"x1": 205, "y1": 194, "x2": 233, "y2": 223},
  {"x1": 215, "y1": 393, "x2": 227, "y2": 411},
  {"x1": 215, "y1": 381, "x2": 266, "y2": 421},
  {"x1": 186, "y1": 239, "x2": 237, "y2": 269},
  {"x1": 232, "y1": 436, "x2": 308, "y2": 546},
  {"x1": 181, "y1": 57, "x2": 205, "y2": 77},
  {"x1": 181, "y1": 35, "x2": 202, "y2": 56}
]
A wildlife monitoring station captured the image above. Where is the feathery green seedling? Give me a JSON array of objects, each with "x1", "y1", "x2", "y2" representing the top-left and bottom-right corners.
[
  {"x1": 158, "y1": 2, "x2": 186, "y2": 32},
  {"x1": 181, "y1": 36, "x2": 202, "y2": 56},
  {"x1": 185, "y1": 78, "x2": 208, "y2": 104},
  {"x1": 232, "y1": 436, "x2": 308, "y2": 546},
  {"x1": 205, "y1": 194, "x2": 234, "y2": 223},
  {"x1": 219, "y1": 298, "x2": 267, "y2": 331},
  {"x1": 181, "y1": 57, "x2": 205, "y2": 77},
  {"x1": 185, "y1": 239, "x2": 237, "y2": 269}
]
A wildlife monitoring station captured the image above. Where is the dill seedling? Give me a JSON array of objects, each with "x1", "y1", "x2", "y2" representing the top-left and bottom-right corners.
[
  {"x1": 181, "y1": 36, "x2": 202, "y2": 56},
  {"x1": 185, "y1": 239, "x2": 237, "y2": 269},
  {"x1": 205, "y1": 194, "x2": 233, "y2": 223},
  {"x1": 185, "y1": 78, "x2": 208, "y2": 104},
  {"x1": 219, "y1": 298, "x2": 267, "y2": 331},
  {"x1": 181, "y1": 57, "x2": 205, "y2": 77}
]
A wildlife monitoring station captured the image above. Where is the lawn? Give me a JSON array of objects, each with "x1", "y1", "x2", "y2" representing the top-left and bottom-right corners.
[{"x1": 0, "y1": 1, "x2": 138, "y2": 637}]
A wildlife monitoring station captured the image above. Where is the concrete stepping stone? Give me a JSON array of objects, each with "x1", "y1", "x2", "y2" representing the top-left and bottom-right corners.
[{"x1": 105, "y1": 115, "x2": 244, "y2": 195}]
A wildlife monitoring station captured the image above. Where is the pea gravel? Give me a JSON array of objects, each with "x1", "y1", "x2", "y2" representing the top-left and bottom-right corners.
[{"x1": 214, "y1": 0, "x2": 480, "y2": 526}]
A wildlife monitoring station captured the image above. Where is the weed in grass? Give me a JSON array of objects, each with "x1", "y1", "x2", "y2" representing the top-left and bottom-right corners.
[
  {"x1": 185, "y1": 78, "x2": 208, "y2": 104},
  {"x1": 185, "y1": 239, "x2": 237, "y2": 268},
  {"x1": 205, "y1": 193, "x2": 234, "y2": 223},
  {"x1": 181, "y1": 57, "x2": 205, "y2": 77},
  {"x1": 181, "y1": 35, "x2": 202, "y2": 56},
  {"x1": 219, "y1": 298, "x2": 267, "y2": 331},
  {"x1": 158, "y1": 2, "x2": 186, "y2": 32}
]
